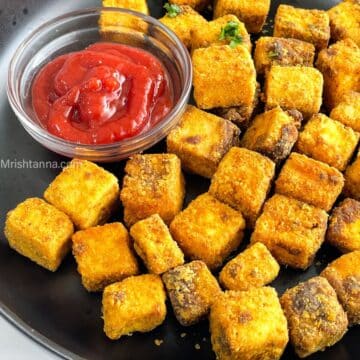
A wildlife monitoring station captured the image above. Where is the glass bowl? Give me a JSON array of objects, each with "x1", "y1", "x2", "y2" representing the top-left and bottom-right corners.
[{"x1": 7, "y1": 7, "x2": 192, "y2": 162}]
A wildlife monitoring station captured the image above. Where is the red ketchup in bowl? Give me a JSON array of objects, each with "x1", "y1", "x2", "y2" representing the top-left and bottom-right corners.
[{"x1": 31, "y1": 43, "x2": 173, "y2": 144}]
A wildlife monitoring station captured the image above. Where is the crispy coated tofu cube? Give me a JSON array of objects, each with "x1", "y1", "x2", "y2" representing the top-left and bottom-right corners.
[
  {"x1": 344, "y1": 157, "x2": 360, "y2": 201},
  {"x1": 321, "y1": 251, "x2": 360, "y2": 325},
  {"x1": 209, "y1": 147, "x2": 275, "y2": 227},
  {"x1": 254, "y1": 36, "x2": 315, "y2": 75},
  {"x1": 160, "y1": 5, "x2": 206, "y2": 49},
  {"x1": 280, "y1": 276, "x2": 348, "y2": 358},
  {"x1": 210, "y1": 287, "x2": 288, "y2": 360},
  {"x1": 162, "y1": 260, "x2": 221, "y2": 326},
  {"x1": 328, "y1": 1, "x2": 360, "y2": 47},
  {"x1": 274, "y1": 5, "x2": 330, "y2": 51},
  {"x1": 166, "y1": 105, "x2": 240, "y2": 178},
  {"x1": 275, "y1": 153, "x2": 344, "y2": 211},
  {"x1": 44, "y1": 159, "x2": 119, "y2": 230},
  {"x1": 295, "y1": 113, "x2": 359, "y2": 171},
  {"x1": 251, "y1": 194, "x2": 328, "y2": 269},
  {"x1": 4, "y1": 198, "x2": 74, "y2": 272},
  {"x1": 316, "y1": 39, "x2": 360, "y2": 110},
  {"x1": 264, "y1": 65, "x2": 323, "y2": 119},
  {"x1": 219, "y1": 242, "x2": 280, "y2": 291},
  {"x1": 102, "y1": 0, "x2": 149, "y2": 14},
  {"x1": 102, "y1": 274, "x2": 166, "y2": 340},
  {"x1": 191, "y1": 15, "x2": 252, "y2": 53},
  {"x1": 169, "y1": 0, "x2": 210, "y2": 11},
  {"x1": 120, "y1": 154, "x2": 185, "y2": 227},
  {"x1": 330, "y1": 91, "x2": 360, "y2": 132},
  {"x1": 72, "y1": 223, "x2": 139, "y2": 292},
  {"x1": 129, "y1": 214, "x2": 184, "y2": 274},
  {"x1": 214, "y1": 0, "x2": 271, "y2": 33},
  {"x1": 169, "y1": 193, "x2": 245, "y2": 269},
  {"x1": 327, "y1": 198, "x2": 360, "y2": 253},
  {"x1": 240, "y1": 107, "x2": 302, "y2": 164},
  {"x1": 192, "y1": 45, "x2": 257, "y2": 127}
]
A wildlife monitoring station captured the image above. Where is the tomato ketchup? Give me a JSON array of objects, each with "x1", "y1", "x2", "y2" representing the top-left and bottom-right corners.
[{"x1": 31, "y1": 43, "x2": 173, "y2": 144}]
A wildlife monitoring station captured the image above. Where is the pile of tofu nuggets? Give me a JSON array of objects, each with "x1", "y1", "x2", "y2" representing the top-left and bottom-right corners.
[{"x1": 4, "y1": 0, "x2": 360, "y2": 359}]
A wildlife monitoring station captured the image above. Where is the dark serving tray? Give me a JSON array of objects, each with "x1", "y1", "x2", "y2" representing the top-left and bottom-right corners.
[{"x1": 0, "y1": 0, "x2": 359, "y2": 359}]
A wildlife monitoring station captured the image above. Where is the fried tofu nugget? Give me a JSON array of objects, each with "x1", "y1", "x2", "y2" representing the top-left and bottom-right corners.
[
  {"x1": 254, "y1": 36, "x2": 315, "y2": 75},
  {"x1": 169, "y1": 0, "x2": 211, "y2": 11},
  {"x1": 166, "y1": 105, "x2": 240, "y2": 178},
  {"x1": 327, "y1": 198, "x2": 360, "y2": 253},
  {"x1": 4, "y1": 198, "x2": 74, "y2": 272},
  {"x1": 316, "y1": 39, "x2": 360, "y2": 110},
  {"x1": 44, "y1": 159, "x2": 119, "y2": 230},
  {"x1": 210, "y1": 287, "x2": 288, "y2": 360},
  {"x1": 130, "y1": 214, "x2": 184, "y2": 274},
  {"x1": 280, "y1": 276, "x2": 348, "y2": 358},
  {"x1": 209, "y1": 147, "x2": 275, "y2": 227},
  {"x1": 251, "y1": 194, "x2": 328, "y2": 270},
  {"x1": 72, "y1": 223, "x2": 139, "y2": 292},
  {"x1": 162, "y1": 260, "x2": 221, "y2": 326},
  {"x1": 274, "y1": 5, "x2": 330, "y2": 51},
  {"x1": 170, "y1": 193, "x2": 245, "y2": 270},
  {"x1": 275, "y1": 153, "x2": 344, "y2": 211},
  {"x1": 120, "y1": 154, "x2": 185, "y2": 227},
  {"x1": 344, "y1": 157, "x2": 360, "y2": 201},
  {"x1": 219, "y1": 242, "x2": 280, "y2": 291},
  {"x1": 321, "y1": 251, "x2": 360, "y2": 325},
  {"x1": 102, "y1": 0, "x2": 149, "y2": 14},
  {"x1": 102, "y1": 274, "x2": 166, "y2": 340}
]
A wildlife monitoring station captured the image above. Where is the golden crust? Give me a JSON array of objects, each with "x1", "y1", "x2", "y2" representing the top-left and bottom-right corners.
[
  {"x1": 102, "y1": 0, "x2": 149, "y2": 14},
  {"x1": 210, "y1": 287, "x2": 288, "y2": 360},
  {"x1": 219, "y1": 242, "x2": 280, "y2": 291},
  {"x1": 344, "y1": 157, "x2": 360, "y2": 201},
  {"x1": 130, "y1": 214, "x2": 184, "y2": 274},
  {"x1": 162, "y1": 260, "x2": 221, "y2": 326},
  {"x1": 4, "y1": 198, "x2": 74, "y2": 272},
  {"x1": 275, "y1": 152, "x2": 344, "y2": 211},
  {"x1": 209, "y1": 147, "x2": 275, "y2": 227},
  {"x1": 44, "y1": 159, "x2": 119, "y2": 230},
  {"x1": 120, "y1": 154, "x2": 185, "y2": 227},
  {"x1": 102, "y1": 274, "x2": 166, "y2": 340},
  {"x1": 251, "y1": 194, "x2": 328, "y2": 269},
  {"x1": 321, "y1": 251, "x2": 360, "y2": 325},
  {"x1": 280, "y1": 276, "x2": 348, "y2": 358},
  {"x1": 169, "y1": 193, "x2": 245, "y2": 270}
]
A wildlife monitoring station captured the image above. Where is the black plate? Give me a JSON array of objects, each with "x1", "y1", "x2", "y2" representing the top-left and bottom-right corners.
[{"x1": 0, "y1": 0, "x2": 359, "y2": 359}]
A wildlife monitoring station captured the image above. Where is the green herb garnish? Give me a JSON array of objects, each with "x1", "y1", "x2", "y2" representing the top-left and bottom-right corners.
[
  {"x1": 268, "y1": 50, "x2": 280, "y2": 59},
  {"x1": 219, "y1": 21, "x2": 243, "y2": 48},
  {"x1": 164, "y1": 3, "x2": 181, "y2": 18}
]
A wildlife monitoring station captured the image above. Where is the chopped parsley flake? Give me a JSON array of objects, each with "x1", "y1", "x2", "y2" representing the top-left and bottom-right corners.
[
  {"x1": 164, "y1": 3, "x2": 181, "y2": 18},
  {"x1": 219, "y1": 21, "x2": 243, "y2": 48}
]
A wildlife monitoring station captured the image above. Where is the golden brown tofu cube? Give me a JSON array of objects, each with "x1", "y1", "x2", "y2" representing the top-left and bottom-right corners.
[
  {"x1": 280, "y1": 276, "x2": 348, "y2": 358},
  {"x1": 166, "y1": 105, "x2": 240, "y2": 178},
  {"x1": 192, "y1": 45, "x2": 257, "y2": 127},
  {"x1": 72, "y1": 223, "x2": 139, "y2": 292},
  {"x1": 169, "y1": 0, "x2": 210, "y2": 11},
  {"x1": 191, "y1": 15, "x2": 252, "y2": 53},
  {"x1": 209, "y1": 147, "x2": 275, "y2": 227},
  {"x1": 251, "y1": 194, "x2": 328, "y2": 270},
  {"x1": 254, "y1": 36, "x2": 315, "y2": 75},
  {"x1": 120, "y1": 154, "x2": 185, "y2": 227},
  {"x1": 4, "y1": 198, "x2": 74, "y2": 272},
  {"x1": 274, "y1": 5, "x2": 330, "y2": 51},
  {"x1": 327, "y1": 198, "x2": 360, "y2": 253},
  {"x1": 102, "y1": 0, "x2": 149, "y2": 14},
  {"x1": 160, "y1": 5, "x2": 206, "y2": 49},
  {"x1": 295, "y1": 113, "x2": 359, "y2": 171},
  {"x1": 102, "y1": 274, "x2": 166, "y2": 340},
  {"x1": 344, "y1": 157, "x2": 360, "y2": 201},
  {"x1": 321, "y1": 251, "x2": 360, "y2": 325},
  {"x1": 264, "y1": 65, "x2": 323, "y2": 119},
  {"x1": 44, "y1": 159, "x2": 119, "y2": 230},
  {"x1": 328, "y1": 1, "x2": 360, "y2": 47},
  {"x1": 210, "y1": 287, "x2": 288, "y2": 360},
  {"x1": 169, "y1": 193, "x2": 245, "y2": 270},
  {"x1": 330, "y1": 91, "x2": 360, "y2": 132},
  {"x1": 275, "y1": 152, "x2": 344, "y2": 211},
  {"x1": 129, "y1": 214, "x2": 184, "y2": 274},
  {"x1": 240, "y1": 107, "x2": 302, "y2": 164},
  {"x1": 219, "y1": 242, "x2": 280, "y2": 291},
  {"x1": 316, "y1": 39, "x2": 360, "y2": 110},
  {"x1": 162, "y1": 260, "x2": 221, "y2": 326},
  {"x1": 214, "y1": 0, "x2": 271, "y2": 33}
]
